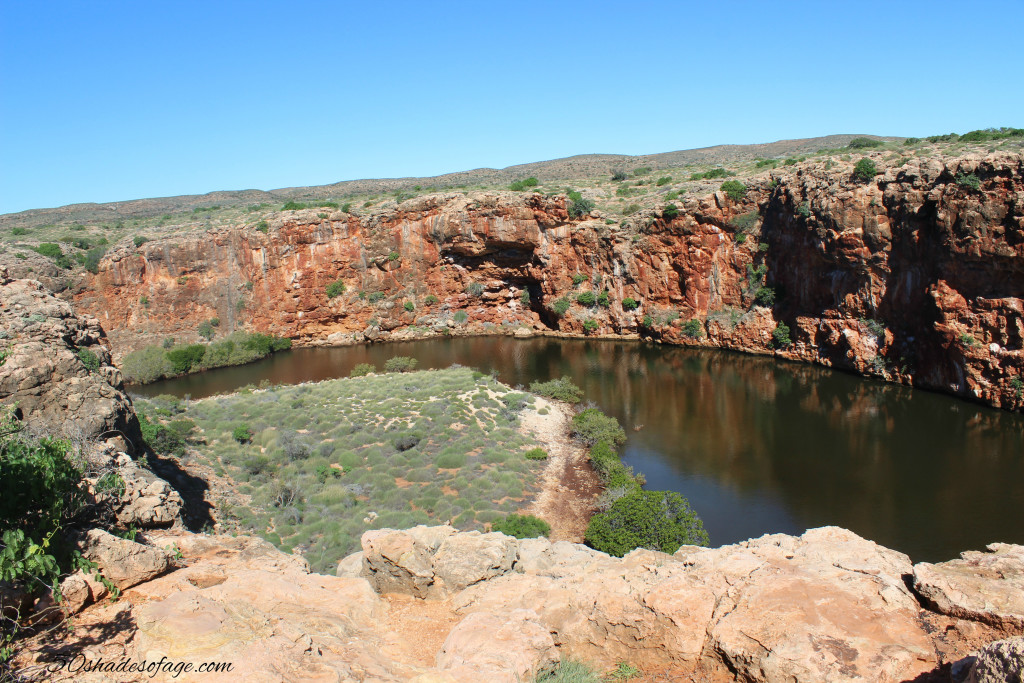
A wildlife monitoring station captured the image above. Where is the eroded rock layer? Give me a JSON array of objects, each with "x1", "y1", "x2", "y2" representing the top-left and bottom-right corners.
[{"x1": 75, "y1": 154, "x2": 1024, "y2": 409}]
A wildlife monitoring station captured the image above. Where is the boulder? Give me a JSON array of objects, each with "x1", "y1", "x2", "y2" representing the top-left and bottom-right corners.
[
  {"x1": 436, "y1": 609, "x2": 558, "y2": 682},
  {"x1": 76, "y1": 529, "x2": 171, "y2": 590},
  {"x1": 913, "y1": 543, "x2": 1024, "y2": 628},
  {"x1": 336, "y1": 551, "x2": 365, "y2": 578},
  {"x1": 433, "y1": 531, "x2": 517, "y2": 593},
  {"x1": 965, "y1": 636, "x2": 1024, "y2": 683},
  {"x1": 114, "y1": 460, "x2": 183, "y2": 528}
]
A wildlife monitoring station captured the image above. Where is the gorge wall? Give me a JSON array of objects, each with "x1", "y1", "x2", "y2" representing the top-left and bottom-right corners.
[{"x1": 74, "y1": 153, "x2": 1024, "y2": 410}]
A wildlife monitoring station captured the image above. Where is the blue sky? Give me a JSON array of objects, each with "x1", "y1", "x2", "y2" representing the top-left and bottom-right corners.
[{"x1": 1, "y1": 0, "x2": 1021, "y2": 214}]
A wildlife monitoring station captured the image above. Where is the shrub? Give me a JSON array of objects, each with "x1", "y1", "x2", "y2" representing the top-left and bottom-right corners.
[
  {"x1": 34, "y1": 243, "x2": 71, "y2": 269},
  {"x1": 492, "y1": 514, "x2": 550, "y2": 539},
  {"x1": 576, "y1": 291, "x2": 596, "y2": 307},
  {"x1": 567, "y1": 191, "x2": 594, "y2": 219},
  {"x1": 754, "y1": 286, "x2": 776, "y2": 307},
  {"x1": 232, "y1": 425, "x2": 253, "y2": 443},
  {"x1": 453, "y1": 310, "x2": 469, "y2": 324},
  {"x1": 720, "y1": 180, "x2": 747, "y2": 202},
  {"x1": 955, "y1": 172, "x2": 981, "y2": 191},
  {"x1": 425, "y1": 294, "x2": 439, "y2": 305},
  {"x1": 797, "y1": 201, "x2": 811, "y2": 217},
  {"x1": 465, "y1": 281, "x2": 485, "y2": 297},
  {"x1": 509, "y1": 177, "x2": 539, "y2": 191},
  {"x1": 622, "y1": 297, "x2": 639, "y2": 311},
  {"x1": 583, "y1": 319, "x2": 599, "y2": 333},
  {"x1": 642, "y1": 314, "x2": 653, "y2": 327},
  {"x1": 121, "y1": 346, "x2": 174, "y2": 383},
  {"x1": 524, "y1": 447, "x2": 547, "y2": 460},
  {"x1": 384, "y1": 356, "x2": 418, "y2": 373},
  {"x1": 904, "y1": 137, "x2": 921, "y2": 145},
  {"x1": 388, "y1": 251, "x2": 400, "y2": 261},
  {"x1": 350, "y1": 363, "x2": 375, "y2": 377},
  {"x1": 662, "y1": 203, "x2": 679, "y2": 220},
  {"x1": 77, "y1": 348, "x2": 100, "y2": 372},
  {"x1": 772, "y1": 322, "x2": 792, "y2": 348},
  {"x1": 551, "y1": 297, "x2": 571, "y2": 316},
  {"x1": 133, "y1": 236, "x2": 149, "y2": 247},
  {"x1": 529, "y1": 376, "x2": 583, "y2": 403},
  {"x1": 197, "y1": 320, "x2": 215, "y2": 341},
  {"x1": 852, "y1": 158, "x2": 878, "y2": 181},
  {"x1": 682, "y1": 319, "x2": 703, "y2": 338},
  {"x1": 611, "y1": 169, "x2": 627, "y2": 181},
  {"x1": 326, "y1": 280, "x2": 346, "y2": 298},
  {"x1": 11, "y1": 227, "x2": 27, "y2": 236},
  {"x1": 571, "y1": 273, "x2": 586, "y2": 286},
  {"x1": 166, "y1": 344, "x2": 207, "y2": 374},
  {"x1": 622, "y1": 203, "x2": 641, "y2": 216},
  {"x1": 84, "y1": 246, "x2": 107, "y2": 274},
  {"x1": 520, "y1": 289, "x2": 530, "y2": 304},
  {"x1": 256, "y1": 220, "x2": 269, "y2": 233},
  {"x1": 847, "y1": 137, "x2": 883, "y2": 149},
  {"x1": 404, "y1": 301, "x2": 415, "y2": 312},
  {"x1": 597, "y1": 290, "x2": 611, "y2": 308},
  {"x1": 341, "y1": 202, "x2": 352, "y2": 213},
  {"x1": 281, "y1": 201, "x2": 306, "y2": 211},
  {"x1": 656, "y1": 176, "x2": 672, "y2": 186},
  {"x1": 571, "y1": 409, "x2": 625, "y2": 447},
  {"x1": 730, "y1": 211, "x2": 759, "y2": 232},
  {"x1": 585, "y1": 490, "x2": 708, "y2": 557}
]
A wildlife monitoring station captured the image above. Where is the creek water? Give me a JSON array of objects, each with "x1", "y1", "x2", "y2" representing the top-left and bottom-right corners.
[{"x1": 131, "y1": 336, "x2": 1024, "y2": 562}]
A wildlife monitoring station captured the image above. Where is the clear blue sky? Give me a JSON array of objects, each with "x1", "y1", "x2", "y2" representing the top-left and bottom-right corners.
[{"x1": 2, "y1": 1, "x2": 1021, "y2": 214}]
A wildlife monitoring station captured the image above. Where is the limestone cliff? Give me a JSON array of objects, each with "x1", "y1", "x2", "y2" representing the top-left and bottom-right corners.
[{"x1": 74, "y1": 153, "x2": 1024, "y2": 410}]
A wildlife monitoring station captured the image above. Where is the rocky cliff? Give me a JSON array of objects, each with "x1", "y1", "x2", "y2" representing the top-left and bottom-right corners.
[{"x1": 74, "y1": 152, "x2": 1024, "y2": 410}]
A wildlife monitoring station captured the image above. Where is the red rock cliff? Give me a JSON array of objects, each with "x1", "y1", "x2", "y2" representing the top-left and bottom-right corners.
[{"x1": 74, "y1": 153, "x2": 1024, "y2": 410}]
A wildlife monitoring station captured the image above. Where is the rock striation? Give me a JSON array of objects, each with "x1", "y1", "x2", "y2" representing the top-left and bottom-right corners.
[{"x1": 75, "y1": 153, "x2": 1024, "y2": 410}]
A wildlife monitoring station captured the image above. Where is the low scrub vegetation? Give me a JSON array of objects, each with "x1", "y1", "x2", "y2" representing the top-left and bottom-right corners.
[
  {"x1": 529, "y1": 376, "x2": 584, "y2": 403},
  {"x1": 135, "y1": 368, "x2": 547, "y2": 572},
  {"x1": 122, "y1": 331, "x2": 292, "y2": 384},
  {"x1": 492, "y1": 513, "x2": 550, "y2": 539}
]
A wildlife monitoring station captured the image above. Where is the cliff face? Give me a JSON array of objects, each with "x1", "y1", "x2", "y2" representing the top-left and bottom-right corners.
[{"x1": 74, "y1": 153, "x2": 1024, "y2": 409}]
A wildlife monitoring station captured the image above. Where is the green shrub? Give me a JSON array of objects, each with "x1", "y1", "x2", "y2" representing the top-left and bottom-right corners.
[
  {"x1": 690, "y1": 168, "x2": 733, "y2": 180},
  {"x1": 197, "y1": 320, "x2": 215, "y2": 341},
  {"x1": 571, "y1": 273, "x2": 587, "y2": 286},
  {"x1": 847, "y1": 137, "x2": 883, "y2": 149},
  {"x1": 121, "y1": 346, "x2": 174, "y2": 383},
  {"x1": 133, "y1": 236, "x2": 149, "y2": 247},
  {"x1": 465, "y1": 282, "x2": 485, "y2": 297},
  {"x1": 404, "y1": 301, "x2": 415, "y2": 312},
  {"x1": 682, "y1": 319, "x2": 703, "y2": 338},
  {"x1": 955, "y1": 172, "x2": 981, "y2": 191},
  {"x1": 425, "y1": 294, "x2": 439, "y2": 305},
  {"x1": 622, "y1": 297, "x2": 638, "y2": 311},
  {"x1": 597, "y1": 290, "x2": 611, "y2": 308},
  {"x1": 631, "y1": 167, "x2": 651, "y2": 177},
  {"x1": 797, "y1": 201, "x2": 811, "y2": 217},
  {"x1": 959, "y1": 332, "x2": 981, "y2": 348},
  {"x1": 326, "y1": 280, "x2": 346, "y2": 298},
  {"x1": 772, "y1": 322, "x2": 792, "y2": 347},
  {"x1": 388, "y1": 251, "x2": 400, "y2": 261},
  {"x1": 34, "y1": 243, "x2": 71, "y2": 269},
  {"x1": 583, "y1": 319, "x2": 598, "y2": 333},
  {"x1": 571, "y1": 409, "x2": 625, "y2": 447},
  {"x1": 281, "y1": 201, "x2": 306, "y2": 211},
  {"x1": 165, "y1": 344, "x2": 206, "y2": 374},
  {"x1": 520, "y1": 289, "x2": 530, "y2": 305},
  {"x1": 535, "y1": 660, "x2": 604, "y2": 683},
  {"x1": 529, "y1": 376, "x2": 583, "y2": 403},
  {"x1": 384, "y1": 356, "x2": 418, "y2": 373},
  {"x1": 662, "y1": 203, "x2": 679, "y2": 220},
  {"x1": 11, "y1": 227, "x2": 27, "y2": 236},
  {"x1": 656, "y1": 176, "x2": 672, "y2": 186},
  {"x1": 232, "y1": 425, "x2": 253, "y2": 443},
  {"x1": 551, "y1": 297, "x2": 571, "y2": 316},
  {"x1": 77, "y1": 348, "x2": 100, "y2": 372},
  {"x1": 755, "y1": 158, "x2": 779, "y2": 169},
  {"x1": 492, "y1": 513, "x2": 550, "y2": 539},
  {"x1": 256, "y1": 220, "x2": 269, "y2": 233},
  {"x1": 852, "y1": 158, "x2": 878, "y2": 181},
  {"x1": 576, "y1": 291, "x2": 596, "y2": 307},
  {"x1": 622, "y1": 203, "x2": 641, "y2": 216},
  {"x1": 341, "y1": 202, "x2": 352, "y2": 213},
  {"x1": 524, "y1": 447, "x2": 547, "y2": 460},
  {"x1": 567, "y1": 191, "x2": 595, "y2": 219},
  {"x1": 611, "y1": 169, "x2": 627, "y2": 181},
  {"x1": 350, "y1": 363, "x2": 375, "y2": 377},
  {"x1": 509, "y1": 177, "x2": 539, "y2": 191},
  {"x1": 453, "y1": 310, "x2": 469, "y2": 324},
  {"x1": 730, "y1": 211, "x2": 759, "y2": 232},
  {"x1": 720, "y1": 180, "x2": 747, "y2": 201},
  {"x1": 754, "y1": 287, "x2": 776, "y2": 307},
  {"x1": 642, "y1": 315, "x2": 653, "y2": 327},
  {"x1": 585, "y1": 489, "x2": 708, "y2": 557}
]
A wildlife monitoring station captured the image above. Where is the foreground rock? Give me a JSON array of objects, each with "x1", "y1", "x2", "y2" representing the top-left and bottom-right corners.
[
  {"x1": 965, "y1": 636, "x2": 1024, "y2": 683},
  {"x1": 20, "y1": 527, "x2": 1024, "y2": 682},
  {"x1": 0, "y1": 269, "x2": 142, "y2": 445},
  {"x1": 913, "y1": 543, "x2": 1024, "y2": 629}
]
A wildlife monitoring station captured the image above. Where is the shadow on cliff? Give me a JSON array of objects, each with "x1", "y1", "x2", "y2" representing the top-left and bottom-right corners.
[{"x1": 145, "y1": 449, "x2": 215, "y2": 532}]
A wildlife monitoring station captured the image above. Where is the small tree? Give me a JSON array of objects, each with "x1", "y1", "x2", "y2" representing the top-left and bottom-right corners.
[
  {"x1": 585, "y1": 489, "x2": 709, "y2": 557},
  {"x1": 232, "y1": 425, "x2": 253, "y2": 443},
  {"x1": 852, "y1": 158, "x2": 878, "y2": 181},
  {"x1": 720, "y1": 180, "x2": 747, "y2": 202},
  {"x1": 772, "y1": 322, "x2": 792, "y2": 347},
  {"x1": 567, "y1": 191, "x2": 594, "y2": 219},
  {"x1": 622, "y1": 297, "x2": 639, "y2": 311}
]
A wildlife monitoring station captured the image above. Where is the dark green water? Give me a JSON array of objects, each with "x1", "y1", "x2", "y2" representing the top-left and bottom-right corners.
[{"x1": 131, "y1": 337, "x2": 1024, "y2": 562}]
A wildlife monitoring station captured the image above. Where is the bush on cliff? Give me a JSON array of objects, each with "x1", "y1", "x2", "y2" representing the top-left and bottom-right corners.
[
  {"x1": 585, "y1": 489, "x2": 709, "y2": 557},
  {"x1": 492, "y1": 513, "x2": 550, "y2": 539},
  {"x1": 720, "y1": 180, "x2": 747, "y2": 202},
  {"x1": 852, "y1": 158, "x2": 878, "y2": 181},
  {"x1": 567, "y1": 191, "x2": 594, "y2": 219}
]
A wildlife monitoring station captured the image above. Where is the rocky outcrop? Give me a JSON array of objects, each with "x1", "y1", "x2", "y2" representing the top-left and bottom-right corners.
[
  {"x1": 75, "y1": 529, "x2": 172, "y2": 590},
  {"x1": 913, "y1": 543, "x2": 1024, "y2": 629},
  {"x1": 965, "y1": 636, "x2": 1024, "y2": 683},
  {"x1": 0, "y1": 268, "x2": 142, "y2": 445},
  {"x1": 74, "y1": 153, "x2": 1024, "y2": 411},
  {"x1": 24, "y1": 526, "x2": 1024, "y2": 683}
]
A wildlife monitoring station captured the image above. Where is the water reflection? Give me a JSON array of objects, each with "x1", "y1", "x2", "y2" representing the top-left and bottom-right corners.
[{"x1": 132, "y1": 337, "x2": 1024, "y2": 561}]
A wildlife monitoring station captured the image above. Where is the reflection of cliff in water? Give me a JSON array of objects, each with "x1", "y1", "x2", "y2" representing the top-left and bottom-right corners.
[{"x1": 134, "y1": 336, "x2": 1024, "y2": 562}]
